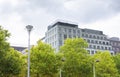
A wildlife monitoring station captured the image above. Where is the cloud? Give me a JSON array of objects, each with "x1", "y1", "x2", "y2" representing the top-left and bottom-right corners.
[
  {"x1": 26, "y1": 0, "x2": 120, "y2": 23},
  {"x1": 0, "y1": 0, "x2": 120, "y2": 46}
]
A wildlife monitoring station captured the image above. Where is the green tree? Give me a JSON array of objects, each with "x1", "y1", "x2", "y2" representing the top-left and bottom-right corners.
[
  {"x1": 30, "y1": 40, "x2": 61, "y2": 77},
  {"x1": 0, "y1": 26, "x2": 10, "y2": 76},
  {"x1": 113, "y1": 53, "x2": 120, "y2": 76},
  {"x1": 2, "y1": 48, "x2": 25, "y2": 77},
  {"x1": 93, "y1": 51, "x2": 119, "y2": 77},
  {"x1": 0, "y1": 26, "x2": 26, "y2": 77},
  {"x1": 60, "y1": 38, "x2": 92, "y2": 77}
]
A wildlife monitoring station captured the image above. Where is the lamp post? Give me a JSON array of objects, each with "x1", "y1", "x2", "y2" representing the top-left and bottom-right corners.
[
  {"x1": 60, "y1": 58, "x2": 65, "y2": 77},
  {"x1": 93, "y1": 60, "x2": 99, "y2": 77},
  {"x1": 26, "y1": 25, "x2": 33, "y2": 77}
]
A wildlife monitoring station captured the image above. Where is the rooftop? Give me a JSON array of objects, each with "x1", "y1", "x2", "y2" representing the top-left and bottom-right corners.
[{"x1": 48, "y1": 21, "x2": 78, "y2": 30}]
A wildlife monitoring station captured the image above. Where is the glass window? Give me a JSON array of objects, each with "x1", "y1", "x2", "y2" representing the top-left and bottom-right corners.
[
  {"x1": 93, "y1": 45, "x2": 96, "y2": 49},
  {"x1": 101, "y1": 46, "x2": 104, "y2": 50},
  {"x1": 89, "y1": 35, "x2": 92, "y2": 38},
  {"x1": 77, "y1": 30, "x2": 80, "y2": 33},
  {"x1": 64, "y1": 34, "x2": 67, "y2": 39},
  {"x1": 97, "y1": 46, "x2": 100, "y2": 49},
  {"x1": 91, "y1": 40, "x2": 94, "y2": 43},
  {"x1": 69, "y1": 29, "x2": 71, "y2": 33},
  {"x1": 105, "y1": 47, "x2": 107, "y2": 50},
  {"x1": 87, "y1": 39, "x2": 90, "y2": 43},
  {"x1": 73, "y1": 29, "x2": 76, "y2": 34},
  {"x1": 97, "y1": 36, "x2": 99, "y2": 39},
  {"x1": 91, "y1": 51, "x2": 94, "y2": 54},
  {"x1": 95, "y1": 41, "x2": 98, "y2": 44}
]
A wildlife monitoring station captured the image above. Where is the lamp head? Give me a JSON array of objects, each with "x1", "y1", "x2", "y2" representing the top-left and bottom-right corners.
[{"x1": 26, "y1": 25, "x2": 33, "y2": 31}]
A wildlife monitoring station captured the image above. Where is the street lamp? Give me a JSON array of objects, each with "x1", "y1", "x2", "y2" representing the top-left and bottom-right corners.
[
  {"x1": 26, "y1": 25, "x2": 33, "y2": 77},
  {"x1": 93, "y1": 59, "x2": 99, "y2": 77},
  {"x1": 60, "y1": 58, "x2": 65, "y2": 77}
]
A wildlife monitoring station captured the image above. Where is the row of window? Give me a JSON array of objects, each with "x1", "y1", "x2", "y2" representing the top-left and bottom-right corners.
[
  {"x1": 88, "y1": 50, "x2": 114, "y2": 55},
  {"x1": 45, "y1": 34, "x2": 57, "y2": 43},
  {"x1": 82, "y1": 33, "x2": 106, "y2": 40},
  {"x1": 88, "y1": 45, "x2": 111, "y2": 50},
  {"x1": 59, "y1": 27, "x2": 80, "y2": 34},
  {"x1": 85, "y1": 39, "x2": 110, "y2": 45},
  {"x1": 46, "y1": 27, "x2": 57, "y2": 37},
  {"x1": 111, "y1": 42, "x2": 120, "y2": 46}
]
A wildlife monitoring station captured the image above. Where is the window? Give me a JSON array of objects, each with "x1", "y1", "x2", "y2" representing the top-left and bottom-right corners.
[
  {"x1": 101, "y1": 46, "x2": 104, "y2": 50},
  {"x1": 93, "y1": 35, "x2": 96, "y2": 39},
  {"x1": 87, "y1": 39, "x2": 90, "y2": 43},
  {"x1": 64, "y1": 28, "x2": 67, "y2": 32},
  {"x1": 89, "y1": 45, "x2": 92, "y2": 48},
  {"x1": 95, "y1": 41, "x2": 98, "y2": 44},
  {"x1": 97, "y1": 46, "x2": 100, "y2": 49},
  {"x1": 89, "y1": 35, "x2": 92, "y2": 38},
  {"x1": 103, "y1": 42, "x2": 105, "y2": 45},
  {"x1": 99, "y1": 41, "x2": 101, "y2": 44},
  {"x1": 86, "y1": 34, "x2": 88, "y2": 37},
  {"x1": 82, "y1": 34, "x2": 84, "y2": 37},
  {"x1": 106, "y1": 42, "x2": 109, "y2": 45},
  {"x1": 69, "y1": 29, "x2": 71, "y2": 33},
  {"x1": 91, "y1": 51, "x2": 94, "y2": 54},
  {"x1": 97, "y1": 36, "x2": 99, "y2": 39},
  {"x1": 59, "y1": 40, "x2": 62, "y2": 46},
  {"x1": 109, "y1": 47, "x2": 111, "y2": 50},
  {"x1": 77, "y1": 30, "x2": 80, "y2": 33},
  {"x1": 91, "y1": 40, "x2": 94, "y2": 43},
  {"x1": 59, "y1": 34, "x2": 62, "y2": 38},
  {"x1": 64, "y1": 34, "x2": 67, "y2": 39},
  {"x1": 93, "y1": 45, "x2": 96, "y2": 49},
  {"x1": 73, "y1": 29, "x2": 76, "y2": 34},
  {"x1": 105, "y1": 47, "x2": 107, "y2": 50}
]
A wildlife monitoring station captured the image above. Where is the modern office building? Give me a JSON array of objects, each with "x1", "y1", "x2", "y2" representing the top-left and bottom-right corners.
[
  {"x1": 108, "y1": 37, "x2": 120, "y2": 54},
  {"x1": 11, "y1": 46, "x2": 27, "y2": 54},
  {"x1": 44, "y1": 21, "x2": 114, "y2": 54}
]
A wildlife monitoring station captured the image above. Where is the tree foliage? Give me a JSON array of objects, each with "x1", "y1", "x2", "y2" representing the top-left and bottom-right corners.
[
  {"x1": 60, "y1": 38, "x2": 92, "y2": 77},
  {"x1": 30, "y1": 40, "x2": 61, "y2": 77},
  {"x1": 0, "y1": 26, "x2": 25, "y2": 77},
  {"x1": 93, "y1": 51, "x2": 119, "y2": 77}
]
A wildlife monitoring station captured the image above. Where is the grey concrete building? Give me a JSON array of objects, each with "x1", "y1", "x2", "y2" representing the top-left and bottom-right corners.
[
  {"x1": 108, "y1": 37, "x2": 120, "y2": 54},
  {"x1": 45, "y1": 21, "x2": 114, "y2": 55}
]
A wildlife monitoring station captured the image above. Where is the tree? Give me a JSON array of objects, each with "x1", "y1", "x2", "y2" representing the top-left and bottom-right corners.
[
  {"x1": 0, "y1": 26, "x2": 10, "y2": 76},
  {"x1": 113, "y1": 53, "x2": 120, "y2": 76},
  {"x1": 30, "y1": 40, "x2": 61, "y2": 77},
  {"x1": 2, "y1": 48, "x2": 25, "y2": 77},
  {"x1": 60, "y1": 38, "x2": 92, "y2": 77},
  {"x1": 0, "y1": 26, "x2": 26, "y2": 77},
  {"x1": 93, "y1": 51, "x2": 119, "y2": 77}
]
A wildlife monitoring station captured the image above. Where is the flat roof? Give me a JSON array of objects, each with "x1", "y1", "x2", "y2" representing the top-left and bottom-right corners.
[{"x1": 48, "y1": 21, "x2": 78, "y2": 30}]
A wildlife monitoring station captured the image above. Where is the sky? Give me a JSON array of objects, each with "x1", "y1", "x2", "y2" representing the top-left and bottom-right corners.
[{"x1": 0, "y1": 0, "x2": 120, "y2": 47}]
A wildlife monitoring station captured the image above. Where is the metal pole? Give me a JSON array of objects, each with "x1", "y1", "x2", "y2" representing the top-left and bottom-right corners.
[
  {"x1": 93, "y1": 61, "x2": 95, "y2": 77},
  {"x1": 28, "y1": 30, "x2": 30, "y2": 77},
  {"x1": 26, "y1": 25, "x2": 33, "y2": 77},
  {"x1": 60, "y1": 68, "x2": 61, "y2": 77}
]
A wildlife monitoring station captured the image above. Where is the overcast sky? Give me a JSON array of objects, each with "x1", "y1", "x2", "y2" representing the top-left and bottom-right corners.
[{"x1": 0, "y1": 0, "x2": 120, "y2": 47}]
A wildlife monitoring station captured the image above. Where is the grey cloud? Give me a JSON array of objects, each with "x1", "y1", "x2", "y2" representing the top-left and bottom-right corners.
[
  {"x1": 1, "y1": 0, "x2": 120, "y2": 24},
  {"x1": 26, "y1": 0, "x2": 120, "y2": 23}
]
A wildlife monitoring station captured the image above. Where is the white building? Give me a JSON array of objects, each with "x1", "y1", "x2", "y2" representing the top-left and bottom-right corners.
[{"x1": 45, "y1": 21, "x2": 114, "y2": 55}]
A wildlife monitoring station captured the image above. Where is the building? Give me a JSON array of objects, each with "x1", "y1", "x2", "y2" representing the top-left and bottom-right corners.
[
  {"x1": 11, "y1": 46, "x2": 27, "y2": 54},
  {"x1": 44, "y1": 21, "x2": 114, "y2": 55},
  {"x1": 108, "y1": 37, "x2": 120, "y2": 54}
]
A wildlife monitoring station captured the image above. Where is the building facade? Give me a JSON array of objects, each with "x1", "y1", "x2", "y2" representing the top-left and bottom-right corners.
[
  {"x1": 45, "y1": 21, "x2": 114, "y2": 54},
  {"x1": 108, "y1": 37, "x2": 120, "y2": 54}
]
